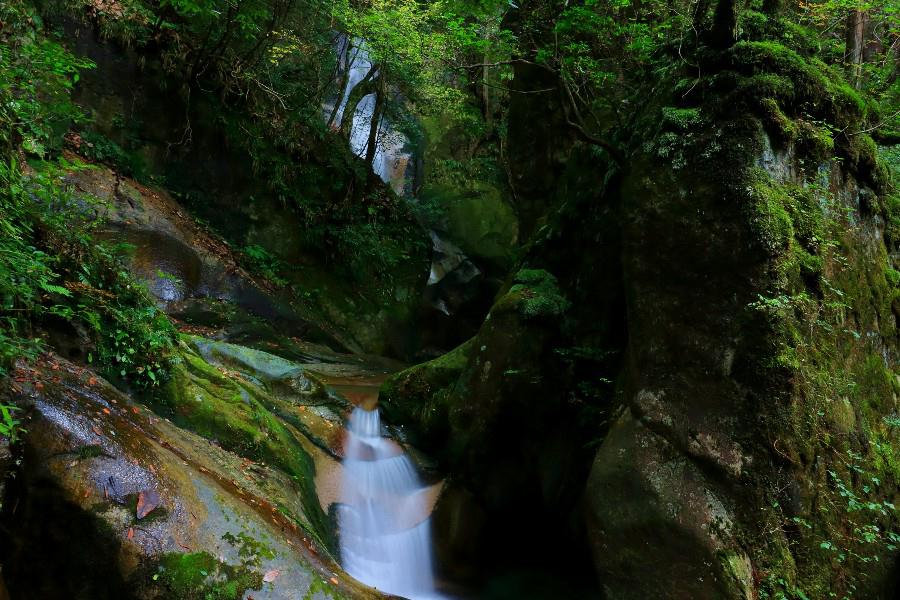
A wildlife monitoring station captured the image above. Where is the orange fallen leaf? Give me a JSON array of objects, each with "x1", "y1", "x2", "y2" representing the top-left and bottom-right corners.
[
  {"x1": 263, "y1": 570, "x2": 279, "y2": 583},
  {"x1": 136, "y1": 489, "x2": 161, "y2": 519},
  {"x1": 329, "y1": 577, "x2": 338, "y2": 585},
  {"x1": 132, "y1": 407, "x2": 140, "y2": 414},
  {"x1": 102, "y1": 408, "x2": 111, "y2": 415},
  {"x1": 127, "y1": 528, "x2": 134, "y2": 539},
  {"x1": 88, "y1": 377, "x2": 98, "y2": 386}
]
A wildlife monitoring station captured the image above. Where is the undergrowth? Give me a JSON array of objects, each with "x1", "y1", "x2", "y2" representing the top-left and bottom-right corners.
[{"x1": 0, "y1": 0, "x2": 176, "y2": 394}]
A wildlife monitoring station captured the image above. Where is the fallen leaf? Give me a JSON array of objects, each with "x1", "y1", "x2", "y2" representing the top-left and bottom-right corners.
[
  {"x1": 102, "y1": 408, "x2": 111, "y2": 415},
  {"x1": 263, "y1": 570, "x2": 280, "y2": 583},
  {"x1": 92, "y1": 426, "x2": 103, "y2": 436},
  {"x1": 136, "y1": 489, "x2": 162, "y2": 519},
  {"x1": 88, "y1": 377, "x2": 98, "y2": 386},
  {"x1": 329, "y1": 577, "x2": 338, "y2": 585},
  {"x1": 132, "y1": 407, "x2": 140, "y2": 414},
  {"x1": 127, "y1": 527, "x2": 134, "y2": 539}
]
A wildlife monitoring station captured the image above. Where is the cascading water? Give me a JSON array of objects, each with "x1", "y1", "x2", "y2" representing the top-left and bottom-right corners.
[
  {"x1": 326, "y1": 36, "x2": 412, "y2": 194},
  {"x1": 323, "y1": 36, "x2": 482, "y2": 319},
  {"x1": 338, "y1": 407, "x2": 440, "y2": 599}
]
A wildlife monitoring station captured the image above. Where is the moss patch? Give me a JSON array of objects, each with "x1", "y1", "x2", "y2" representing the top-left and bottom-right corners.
[
  {"x1": 150, "y1": 338, "x2": 334, "y2": 551},
  {"x1": 152, "y1": 551, "x2": 262, "y2": 600},
  {"x1": 495, "y1": 269, "x2": 571, "y2": 320}
]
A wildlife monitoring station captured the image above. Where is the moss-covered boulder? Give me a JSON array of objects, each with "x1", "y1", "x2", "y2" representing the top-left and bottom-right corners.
[
  {"x1": 380, "y1": 263, "x2": 612, "y2": 587},
  {"x1": 155, "y1": 336, "x2": 352, "y2": 547},
  {"x1": 585, "y1": 33, "x2": 899, "y2": 599},
  {"x1": 0, "y1": 353, "x2": 382, "y2": 599}
]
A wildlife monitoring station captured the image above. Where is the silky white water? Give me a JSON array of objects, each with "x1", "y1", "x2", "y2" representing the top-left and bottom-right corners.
[
  {"x1": 339, "y1": 407, "x2": 440, "y2": 599},
  {"x1": 325, "y1": 36, "x2": 413, "y2": 194}
]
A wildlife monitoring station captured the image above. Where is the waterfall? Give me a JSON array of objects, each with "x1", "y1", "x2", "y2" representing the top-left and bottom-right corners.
[
  {"x1": 327, "y1": 36, "x2": 413, "y2": 195},
  {"x1": 339, "y1": 407, "x2": 440, "y2": 599}
]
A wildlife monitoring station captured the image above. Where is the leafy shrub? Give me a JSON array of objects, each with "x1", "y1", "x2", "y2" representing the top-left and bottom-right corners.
[{"x1": 0, "y1": 0, "x2": 176, "y2": 386}]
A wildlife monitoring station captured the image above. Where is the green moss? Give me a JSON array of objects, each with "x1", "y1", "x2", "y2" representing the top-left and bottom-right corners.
[
  {"x1": 746, "y1": 177, "x2": 795, "y2": 255},
  {"x1": 503, "y1": 268, "x2": 571, "y2": 319},
  {"x1": 759, "y1": 97, "x2": 798, "y2": 141},
  {"x1": 380, "y1": 337, "x2": 474, "y2": 444},
  {"x1": 726, "y1": 40, "x2": 882, "y2": 183},
  {"x1": 153, "y1": 339, "x2": 333, "y2": 552},
  {"x1": 221, "y1": 531, "x2": 277, "y2": 568},
  {"x1": 661, "y1": 106, "x2": 703, "y2": 129},
  {"x1": 153, "y1": 552, "x2": 263, "y2": 600}
]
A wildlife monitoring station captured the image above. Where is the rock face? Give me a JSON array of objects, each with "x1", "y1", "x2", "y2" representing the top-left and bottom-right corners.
[
  {"x1": 585, "y1": 45, "x2": 899, "y2": 597},
  {"x1": 380, "y1": 29, "x2": 900, "y2": 600},
  {"x1": 66, "y1": 163, "x2": 346, "y2": 351},
  {"x1": 0, "y1": 339, "x2": 414, "y2": 599}
]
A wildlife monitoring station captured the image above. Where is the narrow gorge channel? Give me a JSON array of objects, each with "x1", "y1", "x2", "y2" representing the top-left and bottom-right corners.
[{"x1": 1, "y1": 1, "x2": 900, "y2": 599}]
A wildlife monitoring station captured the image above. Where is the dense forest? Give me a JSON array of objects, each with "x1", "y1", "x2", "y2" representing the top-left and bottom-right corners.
[{"x1": 1, "y1": 0, "x2": 899, "y2": 598}]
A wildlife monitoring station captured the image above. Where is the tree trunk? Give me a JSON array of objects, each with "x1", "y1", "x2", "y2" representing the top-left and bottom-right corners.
[
  {"x1": 364, "y1": 71, "x2": 386, "y2": 174},
  {"x1": 326, "y1": 39, "x2": 354, "y2": 130},
  {"x1": 845, "y1": 9, "x2": 867, "y2": 88},
  {"x1": 709, "y1": 0, "x2": 737, "y2": 49},
  {"x1": 339, "y1": 65, "x2": 378, "y2": 139}
]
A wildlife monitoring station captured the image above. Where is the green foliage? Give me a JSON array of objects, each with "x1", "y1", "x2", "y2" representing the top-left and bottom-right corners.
[
  {"x1": 0, "y1": 0, "x2": 176, "y2": 385},
  {"x1": 0, "y1": 404, "x2": 25, "y2": 444},
  {"x1": 78, "y1": 130, "x2": 146, "y2": 178},
  {"x1": 0, "y1": 1, "x2": 94, "y2": 158},
  {"x1": 507, "y1": 268, "x2": 571, "y2": 319},
  {"x1": 241, "y1": 245, "x2": 288, "y2": 287}
]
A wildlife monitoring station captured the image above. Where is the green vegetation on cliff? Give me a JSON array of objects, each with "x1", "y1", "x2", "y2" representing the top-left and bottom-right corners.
[{"x1": 0, "y1": 0, "x2": 176, "y2": 386}]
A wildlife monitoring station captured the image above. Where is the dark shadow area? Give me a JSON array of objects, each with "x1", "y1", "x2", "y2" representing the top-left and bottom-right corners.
[{"x1": 0, "y1": 448, "x2": 137, "y2": 600}]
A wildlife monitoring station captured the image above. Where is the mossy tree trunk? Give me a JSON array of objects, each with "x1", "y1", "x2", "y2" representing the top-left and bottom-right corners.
[
  {"x1": 845, "y1": 8, "x2": 868, "y2": 88},
  {"x1": 364, "y1": 68, "x2": 386, "y2": 175}
]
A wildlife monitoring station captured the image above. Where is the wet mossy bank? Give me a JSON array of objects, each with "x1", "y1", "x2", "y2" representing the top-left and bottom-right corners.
[
  {"x1": 0, "y1": 335, "x2": 401, "y2": 600},
  {"x1": 379, "y1": 16, "x2": 900, "y2": 600}
]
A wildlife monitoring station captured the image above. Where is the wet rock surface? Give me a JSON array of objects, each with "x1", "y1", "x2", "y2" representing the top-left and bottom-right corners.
[
  {"x1": 0, "y1": 347, "x2": 418, "y2": 600},
  {"x1": 65, "y1": 163, "x2": 358, "y2": 353}
]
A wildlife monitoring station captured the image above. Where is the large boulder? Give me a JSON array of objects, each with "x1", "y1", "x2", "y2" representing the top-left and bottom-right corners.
[{"x1": 0, "y1": 352, "x2": 384, "y2": 599}]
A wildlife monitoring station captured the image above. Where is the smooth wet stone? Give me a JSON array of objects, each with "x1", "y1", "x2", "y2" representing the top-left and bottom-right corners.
[
  {"x1": 2, "y1": 354, "x2": 387, "y2": 599},
  {"x1": 65, "y1": 166, "x2": 346, "y2": 353}
]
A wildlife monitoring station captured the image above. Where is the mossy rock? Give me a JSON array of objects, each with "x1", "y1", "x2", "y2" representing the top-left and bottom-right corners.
[
  {"x1": 421, "y1": 181, "x2": 519, "y2": 271},
  {"x1": 150, "y1": 551, "x2": 263, "y2": 600},
  {"x1": 380, "y1": 337, "x2": 474, "y2": 450},
  {"x1": 156, "y1": 338, "x2": 334, "y2": 548}
]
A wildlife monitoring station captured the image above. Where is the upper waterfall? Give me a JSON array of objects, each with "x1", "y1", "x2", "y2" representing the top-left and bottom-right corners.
[{"x1": 325, "y1": 36, "x2": 413, "y2": 195}]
